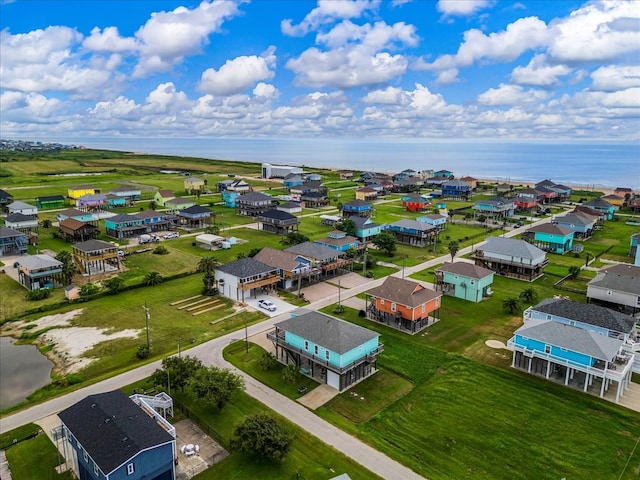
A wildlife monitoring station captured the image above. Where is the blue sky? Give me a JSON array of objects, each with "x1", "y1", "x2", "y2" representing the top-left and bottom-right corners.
[{"x1": 1, "y1": 0, "x2": 639, "y2": 140}]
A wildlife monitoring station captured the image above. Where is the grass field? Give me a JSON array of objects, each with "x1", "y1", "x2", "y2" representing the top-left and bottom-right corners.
[{"x1": 311, "y1": 305, "x2": 640, "y2": 480}]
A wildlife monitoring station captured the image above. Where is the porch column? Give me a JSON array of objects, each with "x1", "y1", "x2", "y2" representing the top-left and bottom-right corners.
[
  {"x1": 600, "y1": 374, "x2": 606, "y2": 398},
  {"x1": 546, "y1": 360, "x2": 551, "y2": 379},
  {"x1": 570, "y1": 369, "x2": 575, "y2": 380},
  {"x1": 564, "y1": 367, "x2": 570, "y2": 386},
  {"x1": 512, "y1": 351, "x2": 516, "y2": 368},
  {"x1": 615, "y1": 380, "x2": 622, "y2": 404},
  {"x1": 584, "y1": 374, "x2": 589, "y2": 392}
]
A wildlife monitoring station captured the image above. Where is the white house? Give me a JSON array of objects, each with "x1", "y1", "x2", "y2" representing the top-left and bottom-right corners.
[{"x1": 7, "y1": 200, "x2": 38, "y2": 216}]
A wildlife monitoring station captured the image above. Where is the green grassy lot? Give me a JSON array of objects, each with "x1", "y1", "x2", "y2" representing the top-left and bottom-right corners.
[
  {"x1": 119, "y1": 376, "x2": 381, "y2": 480},
  {"x1": 0, "y1": 274, "x2": 267, "y2": 410},
  {"x1": 315, "y1": 305, "x2": 640, "y2": 480},
  {"x1": 5, "y1": 432, "x2": 74, "y2": 480}
]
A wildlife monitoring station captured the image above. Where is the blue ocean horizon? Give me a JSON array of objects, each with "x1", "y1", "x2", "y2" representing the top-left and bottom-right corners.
[{"x1": 54, "y1": 136, "x2": 640, "y2": 190}]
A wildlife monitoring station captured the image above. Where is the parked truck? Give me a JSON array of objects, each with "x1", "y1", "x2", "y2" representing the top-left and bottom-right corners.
[{"x1": 139, "y1": 234, "x2": 159, "y2": 244}]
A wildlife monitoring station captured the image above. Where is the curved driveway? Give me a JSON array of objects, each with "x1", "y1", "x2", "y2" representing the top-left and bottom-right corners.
[{"x1": 0, "y1": 219, "x2": 548, "y2": 479}]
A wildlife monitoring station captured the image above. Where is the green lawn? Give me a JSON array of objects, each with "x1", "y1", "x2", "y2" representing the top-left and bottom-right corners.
[
  {"x1": 5, "y1": 432, "x2": 74, "y2": 480},
  {"x1": 314, "y1": 305, "x2": 640, "y2": 480}
]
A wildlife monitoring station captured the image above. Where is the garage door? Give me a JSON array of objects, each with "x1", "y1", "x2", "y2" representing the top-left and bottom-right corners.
[{"x1": 326, "y1": 370, "x2": 340, "y2": 390}]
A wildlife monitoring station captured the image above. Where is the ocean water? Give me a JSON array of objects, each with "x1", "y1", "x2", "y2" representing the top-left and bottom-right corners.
[{"x1": 55, "y1": 137, "x2": 640, "y2": 190}]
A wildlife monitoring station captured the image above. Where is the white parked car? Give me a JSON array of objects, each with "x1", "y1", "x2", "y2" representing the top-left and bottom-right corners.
[
  {"x1": 164, "y1": 232, "x2": 180, "y2": 239},
  {"x1": 257, "y1": 299, "x2": 277, "y2": 312}
]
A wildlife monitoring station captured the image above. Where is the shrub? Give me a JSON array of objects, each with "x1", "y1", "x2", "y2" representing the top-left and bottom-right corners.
[
  {"x1": 259, "y1": 352, "x2": 278, "y2": 371},
  {"x1": 26, "y1": 288, "x2": 51, "y2": 301},
  {"x1": 153, "y1": 245, "x2": 168, "y2": 255},
  {"x1": 358, "y1": 309, "x2": 366, "y2": 318},
  {"x1": 136, "y1": 344, "x2": 150, "y2": 359}
]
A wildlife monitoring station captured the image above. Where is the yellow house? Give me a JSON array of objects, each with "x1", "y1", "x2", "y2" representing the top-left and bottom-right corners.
[
  {"x1": 185, "y1": 177, "x2": 205, "y2": 192},
  {"x1": 154, "y1": 189, "x2": 175, "y2": 207},
  {"x1": 602, "y1": 194, "x2": 625, "y2": 209},
  {"x1": 355, "y1": 187, "x2": 378, "y2": 201},
  {"x1": 68, "y1": 185, "x2": 98, "y2": 206}
]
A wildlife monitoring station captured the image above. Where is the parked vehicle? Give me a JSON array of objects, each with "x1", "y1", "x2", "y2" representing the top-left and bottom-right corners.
[
  {"x1": 257, "y1": 299, "x2": 276, "y2": 312},
  {"x1": 164, "y1": 232, "x2": 180, "y2": 239},
  {"x1": 139, "y1": 234, "x2": 159, "y2": 244}
]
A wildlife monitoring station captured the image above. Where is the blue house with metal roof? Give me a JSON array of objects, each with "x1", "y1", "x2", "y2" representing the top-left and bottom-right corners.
[
  {"x1": 473, "y1": 196, "x2": 515, "y2": 220},
  {"x1": 0, "y1": 226, "x2": 28, "y2": 256},
  {"x1": 342, "y1": 200, "x2": 372, "y2": 217},
  {"x1": 554, "y1": 213, "x2": 596, "y2": 239},
  {"x1": 105, "y1": 214, "x2": 146, "y2": 239},
  {"x1": 179, "y1": 205, "x2": 211, "y2": 228},
  {"x1": 267, "y1": 310, "x2": 384, "y2": 391},
  {"x1": 385, "y1": 219, "x2": 436, "y2": 247},
  {"x1": 508, "y1": 298, "x2": 636, "y2": 403},
  {"x1": 314, "y1": 230, "x2": 360, "y2": 252},
  {"x1": 58, "y1": 390, "x2": 176, "y2": 480},
  {"x1": 523, "y1": 223, "x2": 574, "y2": 254},
  {"x1": 347, "y1": 216, "x2": 382, "y2": 242},
  {"x1": 583, "y1": 197, "x2": 616, "y2": 220},
  {"x1": 441, "y1": 180, "x2": 471, "y2": 200}
]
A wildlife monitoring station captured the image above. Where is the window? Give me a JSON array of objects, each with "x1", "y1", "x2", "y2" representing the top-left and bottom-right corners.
[
  {"x1": 325, "y1": 350, "x2": 330, "y2": 360},
  {"x1": 304, "y1": 341, "x2": 309, "y2": 351},
  {"x1": 83, "y1": 450, "x2": 88, "y2": 463},
  {"x1": 391, "y1": 303, "x2": 396, "y2": 312},
  {"x1": 422, "y1": 304, "x2": 426, "y2": 313},
  {"x1": 380, "y1": 299, "x2": 384, "y2": 305},
  {"x1": 314, "y1": 345, "x2": 319, "y2": 355},
  {"x1": 569, "y1": 320, "x2": 575, "y2": 327},
  {"x1": 94, "y1": 464, "x2": 99, "y2": 476},
  {"x1": 546, "y1": 314, "x2": 551, "y2": 320},
  {"x1": 127, "y1": 463, "x2": 135, "y2": 475},
  {"x1": 544, "y1": 345, "x2": 551, "y2": 354}
]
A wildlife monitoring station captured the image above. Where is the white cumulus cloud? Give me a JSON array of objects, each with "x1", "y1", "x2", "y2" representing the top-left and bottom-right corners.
[
  {"x1": 436, "y1": 0, "x2": 493, "y2": 17},
  {"x1": 510, "y1": 54, "x2": 571, "y2": 87},
  {"x1": 281, "y1": 0, "x2": 378, "y2": 36},
  {"x1": 477, "y1": 83, "x2": 549, "y2": 106},
  {"x1": 590, "y1": 65, "x2": 640, "y2": 92},
  {"x1": 198, "y1": 47, "x2": 277, "y2": 96}
]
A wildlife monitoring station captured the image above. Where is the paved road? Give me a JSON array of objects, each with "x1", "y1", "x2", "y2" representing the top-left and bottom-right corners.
[{"x1": 0, "y1": 216, "x2": 551, "y2": 479}]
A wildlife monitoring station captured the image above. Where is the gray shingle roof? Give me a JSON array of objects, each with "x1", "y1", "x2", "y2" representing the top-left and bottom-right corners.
[
  {"x1": 286, "y1": 241, "x2": 338, "y2": 261},
  {"x1": 0, "y1": 226, "x2": 26, "y2": 238},
  {"x1": 8, "y1": 200, "x2": 36, "y2": 210},
  {"x1": 253, "y1": 247, "x2": 304, "y2": 271},
  {"x1": 555, "y1": 214, "x2": 595, "y2": 226},
  {"x1": 58, "y1": 208, "x2": 89, "y2": 218},
  {"x1": 436, "y1": 261, "x2": 494, "y2": 279},
  {"x1": 515, "y1": 318, "x2": 622, "y2": 361},
  {"x1": 58, "y1": 390, "x2": 174, "y2": 475},
  {"x1": 238, "y1": 191, "x2": 274, "y2": 202},
  {"x1": 275, "y1": 310, "x2": 378, "y2": 354},
  {"x1": 388, "y1": 219, "x2": 436, "y2": 232},
  {"x1": 526, "y1": 223, "x2": 573, "y2": 236},
  {"x1": 216, "y1": 257, "x2": 276, "y2": 278},
  {"x1": 73, "y1": 239, "x2": 117, "y2": 252},
  {"x1": 18, "y1": 254, "x2": 63, "y2": 270},
  {"x1": 480, "y1": 236, "x2": 545, "y2": 260},
  {"x1": 108, "y1": 213, "x2": 140, "y2": 223},
  {"x1": 367, "y1": 276, "x2": 440, "y2": 307},
  {"x1": 584, "y1": 197, "x2": 613, "y2": 209},
  {"x1": 258, "y1": 209, "x2": 298, "y2": 221},
  {"x1": 532, "y1": 298, "x2": 635, "y2": 334},
  {"x1": 180, "y1": 205, "x2": 211, "y2": 215},
  {"x1": 347, "y1": 216, "x2": 380, "y2": 229},
  {"x1": 5, "y1": 213, "x2": 35, "y2": 223},
  {"x1": 588, "y1": 264, "x2": 640, "y2": 298}
]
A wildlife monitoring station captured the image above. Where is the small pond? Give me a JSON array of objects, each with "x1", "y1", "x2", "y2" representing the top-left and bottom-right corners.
[{"x1": 0, "y1": 336, "x2": 54, "y2": 410}]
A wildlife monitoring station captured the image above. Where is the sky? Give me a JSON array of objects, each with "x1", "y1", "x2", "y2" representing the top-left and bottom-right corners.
[{"x1": 1, "y1": 0, "x2": 639, "y2": 141}]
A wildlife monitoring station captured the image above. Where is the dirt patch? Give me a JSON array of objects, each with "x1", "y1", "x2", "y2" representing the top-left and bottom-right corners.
[
  {"x1": 1, "y1": 308, "x2": 140, "y2": 375},
  {"x1": 485, "y1": 339, "x2": 509, "y2": 349}
]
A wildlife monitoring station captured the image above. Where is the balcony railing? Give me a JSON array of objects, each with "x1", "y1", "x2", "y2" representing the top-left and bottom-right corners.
[{"x1": 267, "y1": 330, "x2": 384, "y2": 374}]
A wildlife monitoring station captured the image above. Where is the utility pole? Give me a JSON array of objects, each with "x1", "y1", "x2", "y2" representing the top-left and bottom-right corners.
[
  {"x1": 143, "y1": 302, "x2": 151, "y2": 351},
  {"x1": 244, "y1": 310, "x2": 249, "y2": 353}
]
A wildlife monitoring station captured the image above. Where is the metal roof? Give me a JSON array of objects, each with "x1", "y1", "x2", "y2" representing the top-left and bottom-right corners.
[
  {"x1": 275, "y1": 310, "x2": 378, "y2": 354},
  {"x1": 532, "y1": 298, "x2": 635, "y2": 334}
]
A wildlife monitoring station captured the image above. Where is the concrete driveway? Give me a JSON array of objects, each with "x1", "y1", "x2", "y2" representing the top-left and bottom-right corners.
[
  {"x1": 300, "y1": 282, "x2": 340, "y2": 303},
  {"x1": 243, "y1": 293, "x2": 295, "y2": 318}
]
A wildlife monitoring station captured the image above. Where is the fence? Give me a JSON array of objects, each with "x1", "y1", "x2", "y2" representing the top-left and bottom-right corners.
[{"x1": 173, "y1": 399, "x2": 229, "y2": 448}]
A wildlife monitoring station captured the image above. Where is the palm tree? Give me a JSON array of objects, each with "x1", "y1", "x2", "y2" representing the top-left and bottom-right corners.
[
  {"x1": 144, "y1": 271, "x2": 163, "y2": 286},
  {"x1": 448, "y1": 241, "x2": 459, "y2": 262},
  {"x1": 519, "y1": 287, "x2": 538, "y2": 305},
  {"x1": 502, "y1": 297, "x2": 522, "y2": 315},
  {"x1": 198, "y1": 256, "x2": 219, "y2": 295},
  {"x1": 568, "y1": 265, "x2": 581, "y2": 278},
  {"x1": 55, "y1": 250, "x2": 78, "y2": 284}
]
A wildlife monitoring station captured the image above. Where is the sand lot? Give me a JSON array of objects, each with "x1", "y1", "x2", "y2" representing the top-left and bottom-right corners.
[{"x1": 3, "y1": 309, "x2": 140, "y2": 374}]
